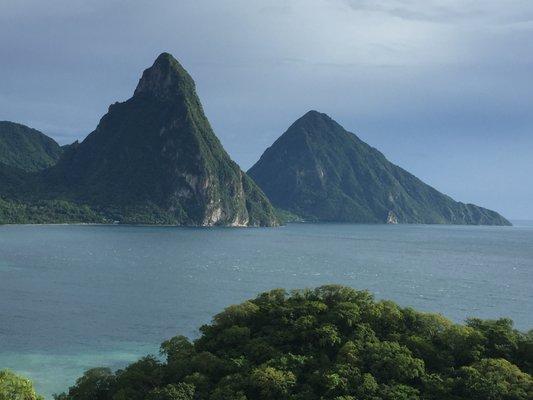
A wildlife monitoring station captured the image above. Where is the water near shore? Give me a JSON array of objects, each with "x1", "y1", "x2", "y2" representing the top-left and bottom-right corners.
[{"x1": 1, "y1": 223, "x2": 532, "y2": 398}]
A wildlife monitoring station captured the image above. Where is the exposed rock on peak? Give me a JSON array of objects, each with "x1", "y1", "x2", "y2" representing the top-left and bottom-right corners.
[
  {"x1": 289, "y1": 110, "x2": 335, "y2": 131},
  {"x1": 300, "y1": 110, "x2": 327, "y2": 119},
  {"x1": 134, "y1": 52, "x2": 195, "y2": 100}
]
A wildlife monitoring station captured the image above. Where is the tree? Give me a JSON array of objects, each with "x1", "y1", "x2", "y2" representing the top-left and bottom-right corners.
[
  {"x1": 250, "y1": 366, "x2": 296, "y2": 399},
  {"x1": 0, "y1": 369, "x2": 43, "y2": 400},
  {"x1": 146, "y1": 383, "x2": 194, "y2": 400},
  {"x1": 455, "y1": 358, "x2": 532, "y2": 400},
  {"x1": 54, "y1": 368, "x2": 113, "y2": 400}
]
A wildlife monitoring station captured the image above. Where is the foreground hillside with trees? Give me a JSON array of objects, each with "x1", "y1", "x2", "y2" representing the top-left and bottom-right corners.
[{"x1": 47, "y1": 285, "x2": 531, "y2": 400}]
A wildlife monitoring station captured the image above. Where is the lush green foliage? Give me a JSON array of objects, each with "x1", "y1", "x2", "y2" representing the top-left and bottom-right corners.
[
  {"x1": 0, "y1": 197, "x2": 107, "y2": 224},
  {"x1": 0, "y1": 121, "x2": 62, "y2": 172},
  {"x1": 248, "y1": 111, "x2": 511, "y2": 226},
  {"x1": 274, "y1": 208, "x2": 305, "y2": 224},
  {"x1": 0, "y1": 54, "x2": 278, "y2": 226},
  {"x1": 56, "y1": 286, "x2": 531, "y2": 399},
  {"x1": 0, "y1": 369, "x2": 43, "y2": 400}
]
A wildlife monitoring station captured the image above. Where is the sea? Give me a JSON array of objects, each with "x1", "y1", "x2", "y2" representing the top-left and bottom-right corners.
[{"x1": 0, "y1": 222, "x2": 532, "y2": 398}]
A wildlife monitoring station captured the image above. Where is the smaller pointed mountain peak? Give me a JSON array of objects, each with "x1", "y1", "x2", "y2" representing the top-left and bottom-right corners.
[
  {"x1": 294, "y1": 110, "x2": 336, "y2": 126},
  {"x1": 301, "y1": 110, "x2": 330, "y2": 120},
  {"x1": 134, "y1": 52, "x2": 195, "y2": 99},
  {"x1": 304, "y1": 109, "x2": 327, "y2": 117},
  {"x1": 287, "y1": 110, "x2": 340, "y2": 134}
]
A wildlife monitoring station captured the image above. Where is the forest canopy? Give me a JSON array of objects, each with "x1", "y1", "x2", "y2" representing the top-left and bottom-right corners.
[{"x1": 54, "y1": 285, "x2": 532, "y2": 400}]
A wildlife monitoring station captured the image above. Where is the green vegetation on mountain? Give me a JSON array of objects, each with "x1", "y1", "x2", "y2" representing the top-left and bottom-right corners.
[
  {"x1": 0, "y1": 53, "x2": 278, "y2": 226},
  {"x1": 0, "y1": 198, "x2": 106, "y2": 224},
  {"x1": 55, "y1": 285, "x2": 531, "y2": 400},
  {"x1": 248, "y1": 111, "x2": 510, "y2": 226},
  {"x1": 0, "y1": 121, "x2": 62, "y2": 172},
  {"x1": 0, "y1": 369, "x2": 43, "y2": 400}
]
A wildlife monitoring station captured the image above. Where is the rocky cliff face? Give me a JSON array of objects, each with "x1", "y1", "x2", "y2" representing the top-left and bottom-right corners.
[
  {"x1": 248, "y1": 111, "x2": 511, "y2": 226},
  {"x1": 387, "y1": 211, "x2": 399, "y2": 224}
]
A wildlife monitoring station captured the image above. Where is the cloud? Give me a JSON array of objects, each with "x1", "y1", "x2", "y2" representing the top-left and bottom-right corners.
[{"x1": 342, "y1": 0, "x2": 533, "y2": 25}]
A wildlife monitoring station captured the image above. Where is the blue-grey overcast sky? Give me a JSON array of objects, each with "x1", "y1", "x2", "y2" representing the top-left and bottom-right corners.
[{"x1": 1, "y1": 0, "x2": 532, "y2": 219}]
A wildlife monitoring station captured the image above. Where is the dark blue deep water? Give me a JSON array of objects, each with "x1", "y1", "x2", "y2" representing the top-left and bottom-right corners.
[{"x1": 1, "y1": 223, "x2": 532, "y2": 398}]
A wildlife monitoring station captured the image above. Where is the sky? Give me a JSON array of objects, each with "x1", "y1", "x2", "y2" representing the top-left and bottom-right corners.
[{"x1": 1, "y1": 0, "x2": 532, "y2": 220}]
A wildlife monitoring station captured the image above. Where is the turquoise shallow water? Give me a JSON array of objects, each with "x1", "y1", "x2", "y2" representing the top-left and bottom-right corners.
[{"x1": 0, "y1": 223, "x2": 532, "y2": 398}]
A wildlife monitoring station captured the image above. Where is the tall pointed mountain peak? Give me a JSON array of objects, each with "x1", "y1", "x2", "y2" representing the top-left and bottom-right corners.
[
  {"x1": 16, "y1": 53, "x2": 279, "y2": 227},
  {"x1": 0, "y1": 54, "x2": 279, "y2": 226},
  {"x1": 134, "y1": 52, "x2": 195, "y2": 99}
]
